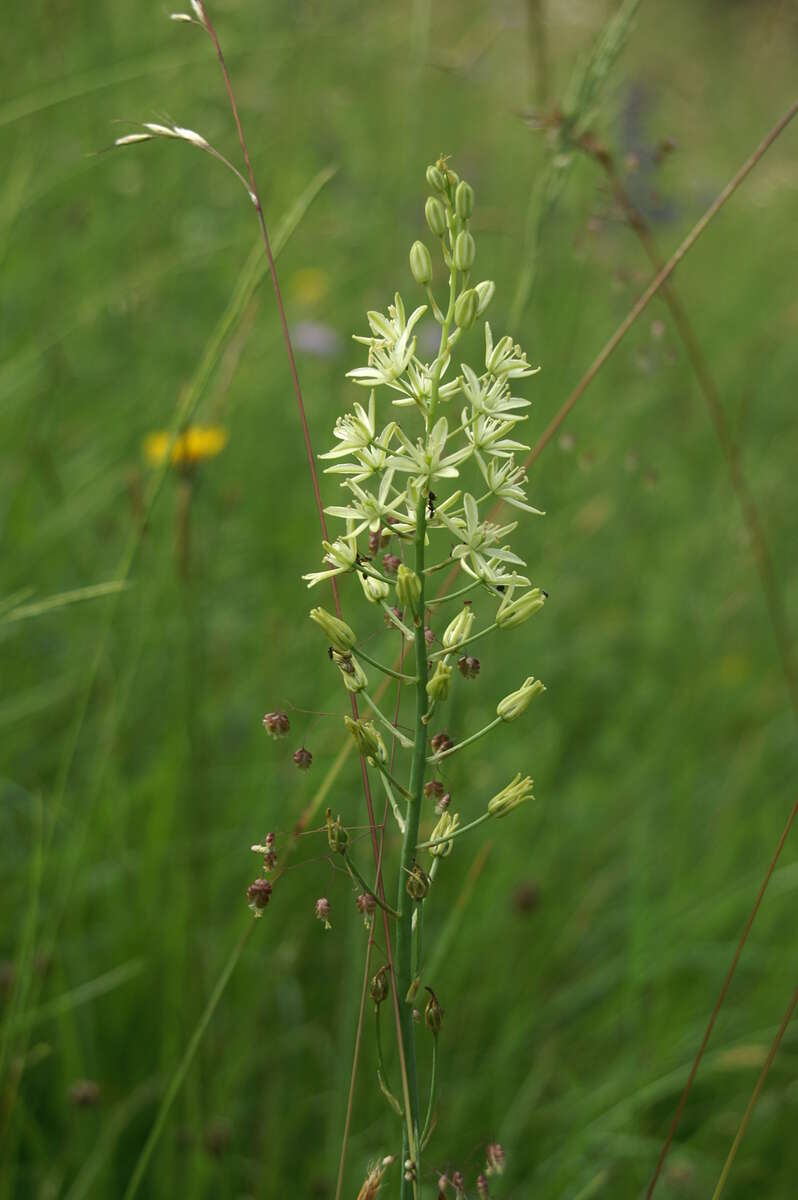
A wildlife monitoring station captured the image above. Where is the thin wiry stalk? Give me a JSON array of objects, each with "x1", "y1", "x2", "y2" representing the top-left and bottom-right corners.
[
  {"x1": 709, "y1": 980, "x2": 798, "y2": 1200},
  {"x1": 518, "y1": 97, "x2": 798, "y2": 473},
  {"x1": 122, "y1": 922, "x2": 255, "y2": 1200},
  {"x1": 0, "y1": 170, "x2": 334, "y2": 1142},
  {"x1": 580, "y1": 137, "x2": 798, "y2": 724},
  {"x1": 192, "y1": 0, "x2": 414, "y2": 1159},
  {"x1": 644, "y1": 795, "x2": 798, "y2": 1197}
]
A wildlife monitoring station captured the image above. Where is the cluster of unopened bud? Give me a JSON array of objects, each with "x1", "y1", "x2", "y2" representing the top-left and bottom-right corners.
[
  {"x1": 496, "y1": 586, "x2": 547, "y2": 629},
  {"x1": 442, "y1": 603, "x2": 474, "y2": 650},
  {"x1": 309, "y1": 605, "x2": 356, "y2": 652}
]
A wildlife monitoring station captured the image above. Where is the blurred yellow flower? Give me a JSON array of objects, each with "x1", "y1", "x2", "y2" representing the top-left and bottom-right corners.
[
  {"x1": 143, "y1": 425, "x2": 228, "y2": 467},
  {"x1": 289, "y1": 266, "x2": 330, "y2": 306}
]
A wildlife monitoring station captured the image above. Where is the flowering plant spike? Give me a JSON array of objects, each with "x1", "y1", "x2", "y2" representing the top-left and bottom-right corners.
[{"x1": 302, "y1": 157, "x2": 547, "y2": 1196}]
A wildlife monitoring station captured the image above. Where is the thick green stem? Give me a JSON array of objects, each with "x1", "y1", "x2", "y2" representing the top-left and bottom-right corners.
[{"x1": 396, "y1": 492, "x2": 429, "y2": 1197}]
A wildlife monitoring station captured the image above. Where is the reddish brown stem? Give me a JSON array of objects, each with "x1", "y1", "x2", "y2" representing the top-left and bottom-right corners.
[
  {"x1": 194, "y1": 2, "x2": 412, "y2": 1176},
  {"x1": 582, "y1": 136, "x2": 798, "y2": 725}
]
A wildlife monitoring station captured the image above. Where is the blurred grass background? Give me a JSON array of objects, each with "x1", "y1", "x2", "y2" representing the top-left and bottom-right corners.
[{"x1": 2, "y1": 0, "x2": 798, "y2": 1196}]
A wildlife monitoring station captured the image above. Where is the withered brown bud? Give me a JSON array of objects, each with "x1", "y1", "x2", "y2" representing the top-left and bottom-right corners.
[
  {"x1": 246, "y1": 877, "x2": 273, "y2": 915},
  {"x1": 69, "y1": 1079, "x2": 101, "y2": 1107},
  {"x1": 435, "y1": 791, "x2": 451, "y2": 815},
  {"x1": 262, "y1": 710, "x2": 290, "y2": 738},
  {"x1": 382, "y1": 553, "x2": 401, "y2": 575},
  {"x1": 424, "y1": 987, "x2": 444, "y2": 1035},
  {"x1": 356, "y1": 892, "x2": 376, "y2": 918},
  {"x1": 292, "y1": 746, "x2": 313, "y2": 770},
  {"x1": 457, "y1": 654, "x2": 481, "y2": 679},
  {"x1": 405, "y1": 861, "x2": 430, "y2": 901},
  {"x1": 430, "y1": 731, "x2": 453, "y2": 755},
  {"x1": 424, "y1": 779, "x2": 445, "y2": 800},
  {"x1": 370, "y1": 964, "x2": 390, "y2": 1007},
  {"x1": 424, "y1": 625, "x2": 435, "y2": 646}
]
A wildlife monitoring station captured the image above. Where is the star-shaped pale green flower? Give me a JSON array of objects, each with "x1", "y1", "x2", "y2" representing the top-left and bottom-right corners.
[
  {"x1": 388, "y1": 416, "x2": 472, "y2": 486},
  {"x1": 437, "y1": 493, "x2": 528, "y2": 584},
  {"x1": 324, "y1": 469, "x2": 407, "y2": 535},
  {"x1": 460, "y1": 362, "x2": 530, "y2": 424},
  {"x1": 477, "y1": 455, "x2": 544, "y2": 515},
  {"x1": 484, "y1": 323, "x2": 540, "y2": 379}
]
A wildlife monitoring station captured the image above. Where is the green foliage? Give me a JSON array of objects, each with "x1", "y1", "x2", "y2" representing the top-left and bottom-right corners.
[{"x1": 2, "y1": 1, "x2": 798, "y2": 1197}]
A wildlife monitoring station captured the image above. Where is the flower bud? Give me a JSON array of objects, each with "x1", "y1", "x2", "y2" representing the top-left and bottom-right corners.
[
  {"x1": 426, "y1": 164, "x2": 446, "y2": 192},
  {"x1": 396, "y1": 564, "x2": 422, "y2": 612},
  {"x1": 326, "y1": 807, "x2": 350, "y2": 853},
  {"x1": 344, "y1": 716, "x2": 387, "y2": 763},
  {"x1": 410, "y1": 240, "x2": 433, "y2": 285},
  {"x1": 360, "y1": 572, "x2": 390, "y2": 603},
  {"x1": 315, "y1": 897, "x2": 332, "y2": 929},
  {"x1": 455, "y1": 180, "x2": 474, "y2": 220},
  {"x1": 435, "y1": 791, "x2": 451, "y2": 815},
  {"x1": 309, "y1": 606, "x2": 357, "y2": 652},
  {"x1": 406, "y1": 861, "x2": 430, "y2": 901},
  {"x1": 246, "y1": 877, "x2": 272, "y2": 916},
  {"x1": 430, "y1": 730, "x2": 453, "y2": 755},
  {"x1": 428, "y1": 811, "x2": 460, "y2": 858},
  {"x1": 425, "y1": 196, "x2": 447, "y2": 237},
  {"x1": 475, "y1": 279, "x2": 496, "y2": 316},
  {"x1": 292, "y1": 746, "x2": 312, "y2": 770},
  {"x1": 495, "y1": 586, "x2": 546, "y2": 629},
  {"x1": 370, "y1": 964, "x2": 390, "y2": 1007},
  {"x1": 453, "y1": 230, "x2": 476, "y2": 271},
  {"x1": 485, "y1": 1143, "x2": 505, "y2": 1176},
  {"x1": 356, "y1": 892, "x2": 376, "y2": 924},
  {"x1": 496, "y1": 676, "x2": 545, "y2": 721},
  {"x1": 442, "y1": 603, "x2": 475, "y2": 649},
  {"x1": 424, "y1": 987, "x2": 444, "y2": 1034},
  {"x1": 262, "y1": 710, "x2": 290, "y2": 738},
  {"x1": 487, "y1": 772, "x2": 534, "y2": 818},
  {"x1": 454, "y1": 287, "x2": 478, "y2": 329},
  {"x1": 426, "y1": 661, "x2": 452, "y2": 703},
  {"x1": 457, "y1": 654, "x2": 480, "y2": 679}
]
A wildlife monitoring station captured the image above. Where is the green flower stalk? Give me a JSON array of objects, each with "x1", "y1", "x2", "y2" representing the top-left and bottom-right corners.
[{"x1": 300, "y1": 156, "x2": 549, "y2": 1194}]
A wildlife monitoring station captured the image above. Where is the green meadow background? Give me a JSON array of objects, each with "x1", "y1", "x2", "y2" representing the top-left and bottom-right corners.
[{"x1": 2, "y1": 1, "x2": 798, "y2": 1196}]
